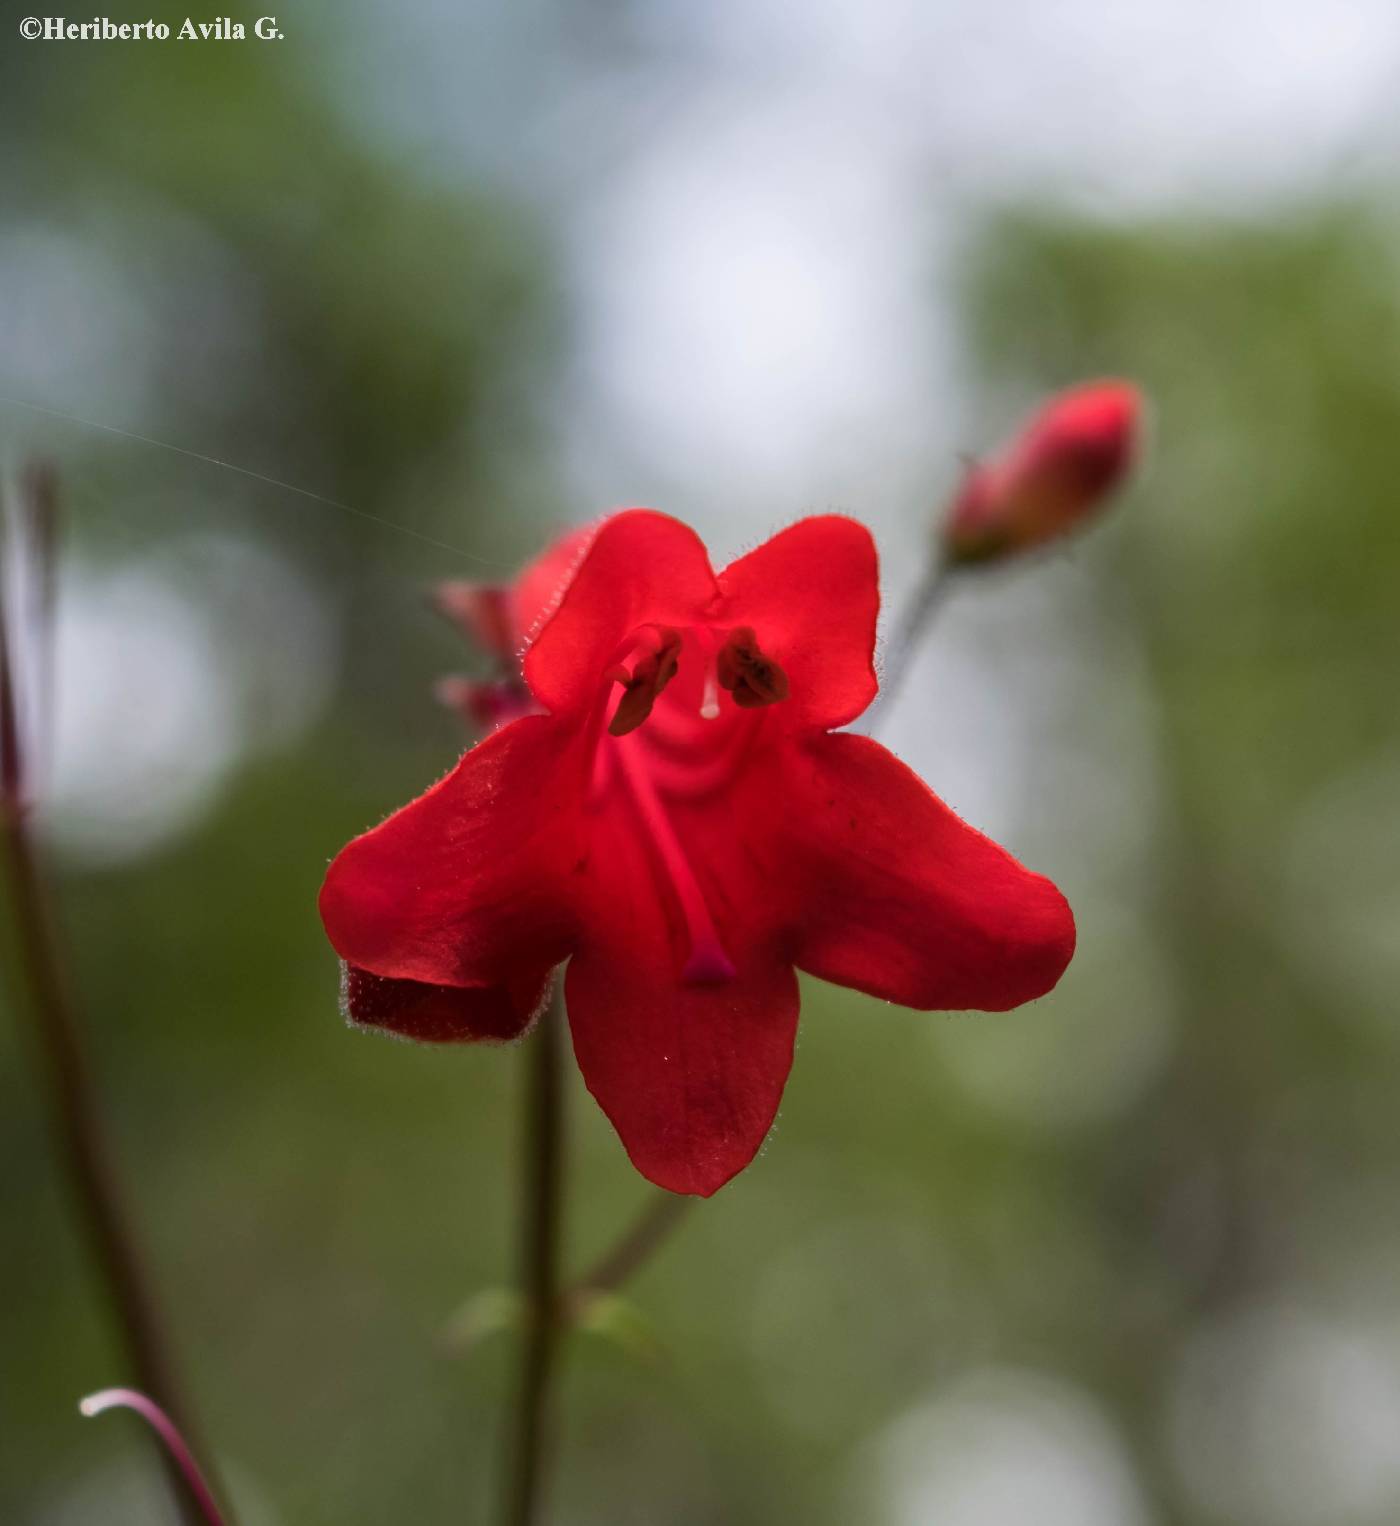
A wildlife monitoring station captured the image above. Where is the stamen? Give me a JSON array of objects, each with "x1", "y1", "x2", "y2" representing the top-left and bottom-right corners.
[
  {"x1": 700, "y1": 645, "x2": 721, "y2": 721},
  {"x1": 608, "y1": 627, "x2": 682, "y2": 736},
  {"x1": 589, "y1": 620, "x2": 784, "y2": 983},
  {"x1": 614, "y1": 736, "x2": 736, "y2": 984},
  {"x1": 716, "y1": 627, "x2": 789, "y2": 709}
]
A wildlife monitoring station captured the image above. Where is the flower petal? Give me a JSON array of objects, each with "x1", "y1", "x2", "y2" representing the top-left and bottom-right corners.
[
  {"x1": 717, "y1": 516, "x2": 880, "y2": 729},
  {"x1": 523, "y1": 511, "x2": 719, "y2": 716},
  {"x1": 563, "y1": 762, "x2": 798, "y2": 1196},
  {"x1": 788, "y1": 733, "x2": 1075, "y2": 1010},
  {"x1": 511, "y1": 525, "x2": 595, "y2": 647},
  {"x1": 319, "y1": 713, "x2": 583, "y2": 988},
  {"x1": 565, "y1": 948, "x2": 798, "y2": 1198},
  {"x1": 342, "y1": 963, "x2": 551, "y2": 1043}
]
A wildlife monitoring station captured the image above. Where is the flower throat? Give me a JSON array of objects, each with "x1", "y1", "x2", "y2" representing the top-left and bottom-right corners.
[{"x1": 596, "y1": 624, "x2": 789, "y2": 985}]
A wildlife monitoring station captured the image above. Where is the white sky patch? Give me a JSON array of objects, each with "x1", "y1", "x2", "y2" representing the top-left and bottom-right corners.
[
  {"x1": 42, "y1": 537, "x2": 335, "y2": 866},
  {"x1": 855, "y1": 1367, "x2": 1155, "y2": 1526},
  {"x1": 1168, "y1": 1303, "x2": 1400, "y2": 1526},
  {"x1": 0, "y1": 201, "x2": 268, "y2": 438},
  {"x1": 332, "y1": 0, "x2": 1400, "y2": 537},
  {"x1": 45, "y1": 563, "x2": 236, "y2": 863},
  {"x1": 564, "y1": 89, "x2": 944, "y2": 534}
]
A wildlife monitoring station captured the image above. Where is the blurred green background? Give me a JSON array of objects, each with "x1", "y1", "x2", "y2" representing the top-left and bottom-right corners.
[{"x1": 5, "y1": 3, "x2": 1400, "y2": 1523}]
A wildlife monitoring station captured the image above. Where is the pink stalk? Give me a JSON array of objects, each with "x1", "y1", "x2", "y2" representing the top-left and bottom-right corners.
[{"x1": 80, "y1": 1389, "x2": 227, "y2": 1526}]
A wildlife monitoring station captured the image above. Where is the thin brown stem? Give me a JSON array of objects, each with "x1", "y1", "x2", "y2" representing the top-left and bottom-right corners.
[
  {"x1": 0, "y1": 808, "x2": 214, "y2": 1526},
  {"x1": 20, "y1": 461, "x2": 60, "y2": 790},
  {"x1": 567, "y1": 1193, "x2": 691, "y2": 1312},
  {"x1": 1, "y1": 479, "x2": 215, "y2": 1526},
  {"x1": 865, "y1": 561, "x2": 954, "y2": 734},
  {"x1": 0, "y1": 589, "x2": 22, "y2": 805},
  {"x1": 500, "y1": 989, "x2": 566, "y2": 1526}
]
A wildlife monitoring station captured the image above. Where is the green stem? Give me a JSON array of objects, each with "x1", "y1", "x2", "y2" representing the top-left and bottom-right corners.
[{"x1": 500, "y1": 990, "x2": 566, "y2": 1526}]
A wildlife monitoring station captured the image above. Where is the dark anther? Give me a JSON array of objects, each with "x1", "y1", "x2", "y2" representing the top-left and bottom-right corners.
[
  {"x1": 716, "y1": 627, "x2": 789, "y2": 709},
  {"x1": 609, "y1": 628, "x2": 683, "y2": 736}
]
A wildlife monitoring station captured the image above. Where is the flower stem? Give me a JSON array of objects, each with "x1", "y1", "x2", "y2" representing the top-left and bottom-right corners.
[
  {"x1": 1, "y1": 522, "x2": 215, "y2": 1526},
  {"x1": 81, "y1": 1389, "x2": 227, "y2": 1526},
  {"x1": 500, "y1": 987, "x2": 566, "y2": 1526},
  {"x1": 867, "y1": 561, "x2": 954, "y2": 732},
  {"x1": 566, "y1": 1192, "x2": 691, "y2": 1313},
  {"x1": 0, "y1": 806, "x2": 215, "y2": 1526}
]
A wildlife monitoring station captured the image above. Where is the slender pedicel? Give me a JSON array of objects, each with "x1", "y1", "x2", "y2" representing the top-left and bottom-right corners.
[
  {"x1": 500, "y1": 988, "x2": 565, "y2": 1526},
  {"x1": 80, "y1": 1389, "x2": 227, "y2": 1526},
  {"x1": 4, "y1": 471, "x2": 213, "y2": 1526},
  {"x1": 863, "y1": 561, "x2": 952, "y2": 731}
]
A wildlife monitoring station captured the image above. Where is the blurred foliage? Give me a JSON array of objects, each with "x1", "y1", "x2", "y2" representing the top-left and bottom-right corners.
[
  {"x1": 5, "y1": 13, "x2": 1400, "y2": 1526},
  {"x1": 955, "y1": 201, "x2": 1400, "y2": 1523}
]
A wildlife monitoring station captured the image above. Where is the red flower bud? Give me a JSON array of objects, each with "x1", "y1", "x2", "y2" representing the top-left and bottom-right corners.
[
  {"x1": 433, "y1": 674, "x2": 534, "y2": 733},
  {"x1": 431, "y1": 528, "x2": 596, "y2": 737},
  {"x1": 431, "y1": 582, "x2": 518, "y2": 667},
  {"x1": 942, "y1": 381, "x2": 1144, "y2": 564}
]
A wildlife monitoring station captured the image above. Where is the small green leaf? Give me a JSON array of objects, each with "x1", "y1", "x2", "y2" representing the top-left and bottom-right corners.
[
  {"x1": 440, "y1": 1288, "x2": 527, "y2": 1357},
  {"x1": 570, "y1": 1292, "x2": 665, "y2": 1365}
]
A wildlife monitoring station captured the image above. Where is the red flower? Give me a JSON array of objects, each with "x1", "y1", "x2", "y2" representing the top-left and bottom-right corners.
[
  {"x1": 429, "y1": 530, "x2": 600, "y2": 735},
  {"x1": 320, "y1": 512, "x2": 1075, "y2": 1195},
  {"x1": 943, "y1": 381, "x2": 1143, "y2": 564}
]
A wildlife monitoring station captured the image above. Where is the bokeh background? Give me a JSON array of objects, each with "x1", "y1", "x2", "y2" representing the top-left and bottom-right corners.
[{"x1": 4, "y1": 2, "x2": 1400, "y2": 1522}]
